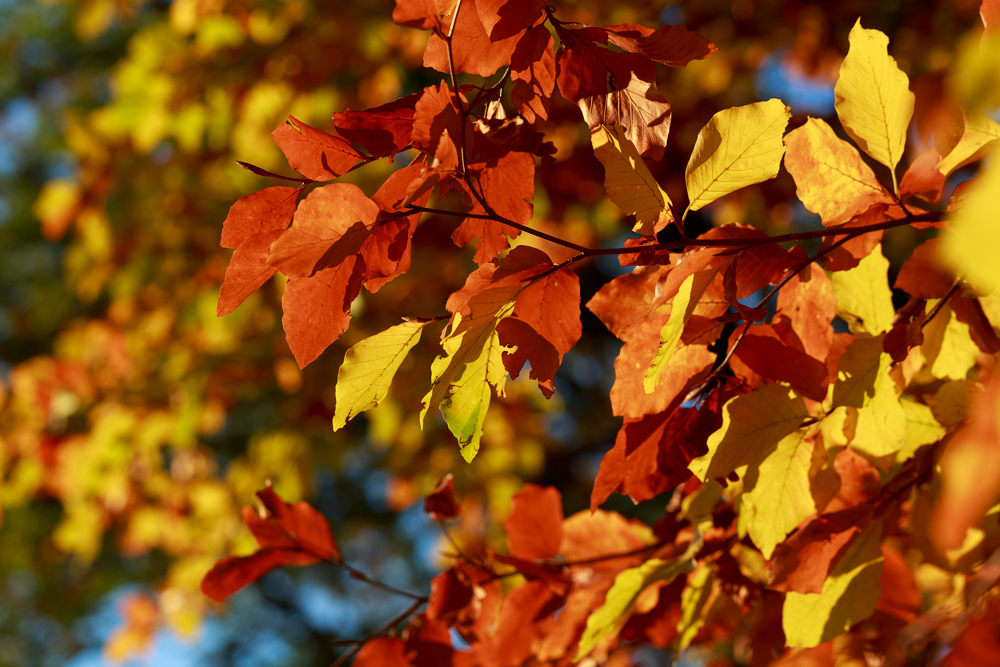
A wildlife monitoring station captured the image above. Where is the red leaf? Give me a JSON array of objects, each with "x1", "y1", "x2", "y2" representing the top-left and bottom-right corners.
[
  {"x1": 404, "y1": 615, "x2": 456, "y2": 667},
  {"x1": 554, "y1": 25, "x2": 656, "y2": 103},
  {"x1": 411, "y1": 83, "x2": 465, "y2": 156},
  {"x1": 427, "y1": 567, "x2": 476, "y2": 624},
  {"x1": 774, "y1": 265, "x2": 836, "y2": 361},
  {"x1": 472, "y1": 150, "x2": 534, "y2": 225},
  {"x1": 883, "y1": 297, "x2": 927, "y2": 363},
  {"x1": 254, "y1": 486, "x2": 342, "y2": 561},
  {"x1": 942, "y1": 601, "x2": 1000, "y2": 667},
  {"x1": 361, "y1": 162, "x2": 432, "y2": 293},
  {"x1": 491, "y1": 552, "x2": 569, "y2": 596},
  {"x1": 605, "y1": 23, "x2": 717, "y2": 67},
  {"x1": 894, "y1": 238, "x2": 955, "y2": 298},
  {"x1": 423, "y1": 0, "x2": 522, "y2": 77},
  {"x1": 267, "y1": 183, "x2": 379, "y2": 278},
  {"x1": 821, "y1": 205, "x2": 903, "y2": 271},
  {"x1": 899, "y1": 147, "x2": 945, "y2": 202},
  {"x1": 505, "y1": 484, "x2": 563, "y2": 560},
  {"x1": 511, "y1": 25, "x2": 556, "y2": 124},
  {"x1": 424, "y1": 474, "x2": 461, "y2": 520},
  {"x1": 735, "y1": 327, "x2": 829, "y2": 401},
  {"x1": 220, "y1": 186, "x2": 298, "y2": 250},
  {"x1": 332, "y1": 94, "x2": 419, "y2": 159},
  {"x1": 476, "y1": 0, "x2": 545, "y2": 40},
  {"x1": 475, "y1": 580, "x2": 554, "y2": 667},
  {"x1": 354, "y1": 637, "x2": 414, "y2": 667},
  {"x1": 271, "y1": 116, "x2": 360, "y2": 181},
  {"x1": 392, "y1": 0, "x2": 450, "y2": 30},
  {"x1": 281, "y1": 255, "x2": 365, "y2": 368},
  {"x1": 874, "y1": 545, "x2": 919, "y2": 624},
  {"x1": 587, "y1": 265, "x2": 669, "y2": 339},
  {"x1": 218, "y1": 227, "x2": 286, "y2": 317},
  {"x1": 768, "y1": 507, "x2": 870, "y2": 594},
  {"x1": 201, "y1": 549, "x2": 319, "y2": 603},
  {"x1": 952, "y1": 293, "x2": 1000, "y2": 354}
]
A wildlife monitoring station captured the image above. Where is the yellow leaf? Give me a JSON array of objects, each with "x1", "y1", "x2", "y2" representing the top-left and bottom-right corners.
[
  {"x1": 421, "y1": 287, "x2": 520, "y2": 462},
  {"x1": 935, "y1": 109, "x2": 1000, "y2": 176},
  {"x1": 942, "y1": 159, "x2": 1000, "y2": 294},
  {"x1": 834, "y1": 20, "x2": 914, "y2": 189},
  {"x1": 685, "y1": 99, "x2": 791, "y2": 212},
  {"x1": 922, "y1": 304, "x2": 980, "y2": 381},
  {"x1": 575, "y1": 556, "x2": 694, "y2": 660},
  {"x1": 830, "y1": 244, "x2": 894, "y2": 336},
  {"x1": 783, "y1": 118, "x2": 891, "y2": 226},
  {"x1": 643, "y1": 268, "x2": 720, "y2": 393},
  {"x1": 677, "y1": 562, "x2": 717, "y2": 650},
  {"x1": 591, "y1": 123, "x2": 673, "y2": 235},
  {"x1": 897, "y1": 399, "x2": 947, "y2": 463},
  {"x1": 333, "y1": 320, "x2": 431, "y2": 431},
  {"x1": 783, "y1": 518, "x2": 884, "y2": 648},
  {"x1": 689, "y1": 383, "x2": 809, "y2": 482},
  {"x1": 832, "y1": 334, "x2": 891, "y2": 409},
  {"x1": 741, "y1": 428, "x2": 818, "y2": 559},
  {"x1": 851, "y1": 370, "x2": 906, "y2": 460}
]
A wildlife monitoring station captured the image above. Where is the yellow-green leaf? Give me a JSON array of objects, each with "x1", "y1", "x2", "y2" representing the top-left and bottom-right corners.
[
  {"x1": 741, "y1": 428, "x2": 818, "y2": 559},
  {"x1": 591, "y1": 123, "x2": 673, "y2": 235},
  {"x1": 832, "y1": 334, "x2": 891, "y2": 409},
  {"x1": 943, "y1": 159, "x2": 1000, "y2": 294},
  {"x1": 576, "y1": 554, "x2": 696, "y2": 659},
  {"x1": 333, "y1": 320, "x2": 431, "y2": 431},
  {"x1": 834, "y1": 20, "x2": 914, "y2": 187},
  {"x1": 689, "y1": 383, "x2": 809, "y2": 482},
  {"x1": 851, "y1": 371, "x2": 906, "y2": 460},
  {"x1": 897, "y1": 399, "x2": 947, "y2": 463},
  {"x1": 421, "y1": 288, "x2": 520, "y2": 462},
  {"x1": 685, "y1": 99, "x2": 791, "y2": 211},
  {"x1": 783, "y1": 518, "x2": 884, "y2": 648},
  {"x1": 643, "y1": 268, "x2": 719, "y2": 393},
  {"x1": 676, "y1": 562, "x2": 716, "y2": 650},
  {"x1": 783, "y1": 117, "x2": 891, "y2": 226},
  {"x1": 830, "y1": 244, "x2": 894, "y2": 336},
  {"x1": 922, "y1": 304, "x2": 980, "y2": 381},
  {"x1": 936, "y1": 109, "x2": 1000, "y2": 176}
]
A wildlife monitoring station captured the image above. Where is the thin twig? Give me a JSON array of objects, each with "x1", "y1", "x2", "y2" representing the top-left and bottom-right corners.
[
  {"x1": 329, "y1": 597, "x2": 426, "y2": 667},
  {"x1": 922, "y1": 280, "x2": 963, "y2": 329}
]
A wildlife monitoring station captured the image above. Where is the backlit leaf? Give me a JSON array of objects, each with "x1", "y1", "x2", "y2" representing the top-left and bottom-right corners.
[
  {"x1": 741, "y1": 428, "x2": 818, "y2": 559},
  {"x1": 830, "y1": 244, "x2": 894, "y2": 336},
  {"x1": 685, "y1": 99, "x2": 791, "y2": 212},
  {"x1": 783, "y1": 117, "x2": 891, "y2": 226},
  {"x1": 689, "y1": 383, "x2": 809, "y2": 482},
  {"x1": 851, "y1": 371, "x2": 907, "y2": 460},
  {"x1": 783, "y1": 518, "x2": 885, "y2": 648},
  {"x1": 834, "y1": 21, "x2": 914, "y2": 184},
  {"x1": 579, "y1": 73, "x2": 671, "y2": 161},
  {"x1": 644, "y1": 268, "x2": 718, "y2": 392},
  {"x1": 591, "y1": 123, "x2": 673, "y2": 235},
  {"x1": 271, "y1": 116, "x2": 361, "y2": 181},
  {"x1": 832, "y1": 335, "x2": 890, "y2": 409},
  {"x1": 942, "y1": 158, "x2": 1000, "y2": 294},
  {"x1": 505, "y1": 484, "x2": 563, "y2": 560},
  {"x1": 332, "y1": 320, "x2": 432, "y2": 431},
  {"x1": 935, "y1": 108, "x2": 1000, "y2": 176}
]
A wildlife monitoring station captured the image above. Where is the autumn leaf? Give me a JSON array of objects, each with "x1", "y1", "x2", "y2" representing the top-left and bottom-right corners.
[
  {"x1": 510, "y1": 25, "x2": 556, "y2": 124},
  {"x1": 271, "y1": 115, "x2": 361, "y2": 181},
  {"x1": 579, "y1": 73, "x2": 671, "y2": 161},
  {"x1": 504, "y1": 484, "x2": 563, "y2": 560},
  {"x1": 689, "y1": 383, "x2": 810, "y2": 482},
  {"x1": 783, "y1": 117, "x2": 892, "y2": 226},
  {"x1": 783, "y1": 518, "x2": 885, "y2": 648},
  {"x1": 942, "y1": 158, "x2": 1000, "y2": 294},
  {"x1": 934, "y1": 107, "x2": 1000, "y2": 176},
  {"x1": 830, "y1": 244, "x2": 895, "y2": 336},
  {"x1": 591, "y1": 123, "x2": 673, "y2": 235},
  {"x1": 604, "y1": 22, "x2": 717, "y2": 67},
  {"x1": 267, "y1": 183, "x2": 379, "y2": 278},
  {"x1": 684, "y1": 99, "x2": 791, "y2": 212},
  {"x1": 423, "y1": 0, "x2": 522, "y2": 77},
  {"x1": 332, "y1": 319, "x2": 432, "y2": 431},
  {"x1": 332, "y1": 94, "x2": 419, "y2": 159},
  {"x1": 834, "y1": 20, "x2": 914, "y2": 189},
  {"x1": 424, "y1": 474, "x2": 461, "y2": 520},
  {"x1": 554, "y1": 25, "x2": 656, "y2": 103}
]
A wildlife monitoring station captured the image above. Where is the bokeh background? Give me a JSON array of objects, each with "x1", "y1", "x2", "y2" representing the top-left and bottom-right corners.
[{"x1": 0, "y1": 0, "x2": 990, "y2": 665}]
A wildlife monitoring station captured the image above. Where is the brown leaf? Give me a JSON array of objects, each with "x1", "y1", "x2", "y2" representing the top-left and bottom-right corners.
[
  {"x1": 392, "y1": 0, "x2": 450, "y2": 31},
  {"x1": 476, "y1": 0, "x2": 545, "y2": 40},
  {"x1": 201, "y1": 549, "x2": 319, "y2": 603},
  {"x1": 424, "y1": 0, "x2": 522, "y2": 77},
  {"x1": 511, "y1": 25, "x2": 556, "y2": 124},
  {"x1": 579, "y1": 73, "x2": 671, "y2": 161},
  {"x1": 899, "y1": 147, "x2": 946, "y2": 202},
  {"x1": 354, "y1": 637, "x2": 415, "y2": 667},
  {"x1": 768, "y1": 507, "x2": 870, "y2": 594},
  {"x1": 894, "y1": 238, "x2": 955, "y2": 298},
  {"x1": 554, "y1": 25, "x2": 656, "y2": 104},
  {"x1": 424, "y1": 474, "x2": 461, "y2": 520},
  {"x1": 775, "y1": 265, "x2": 836, "y2": 361},
  {"x1": 332, "y1": 94, "x2": 419, "y2": 159},
  {"x1": 605, "y1": 22, "x2": 717, "y2": 67},
  {"x1": 220, "y1": 186, "x2": 299, "y2": 250}
]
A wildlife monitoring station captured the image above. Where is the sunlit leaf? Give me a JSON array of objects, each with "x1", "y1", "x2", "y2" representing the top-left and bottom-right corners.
[
  {"x1": 830, "y1": 244, "x2": 894, "y2": 336},
  {"x1": 591, "y1": 123, "x2": 673, "y2": 235}
]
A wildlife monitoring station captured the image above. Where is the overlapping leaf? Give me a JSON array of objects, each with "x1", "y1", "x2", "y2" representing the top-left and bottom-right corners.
[
  {"x1": 591, "y1": 123, "x2": 673, "y2": 235},
  {"x1": 579, "y1": 73, "x2": 671, "y2": 161},
  {"x1": 272, "y1": 115, "x2": 361, "y2": 181}
]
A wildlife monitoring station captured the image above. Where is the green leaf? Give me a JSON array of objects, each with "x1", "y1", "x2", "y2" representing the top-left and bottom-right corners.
[
  {"x1": 685, "y1": 99, "x2": 791, "y2": 212},
  {"x1": 830, "y1": 244, "x2": 894, "y2": 336},
  {"x1": 421, "y1": 287, "x2": 520, "y2": 462},
  {"x1": 591, "y1": 123, "x2": 674, "y2": 235},
  {"x1": 834, "y1": 20, "x2": 914, "y2": 187},
  {"x1": 741, "y1": 428, "x2": 818, "y2": 559},
  {"x1": 832, "y1": 334, "x2": 891, "y2": 409},
  {"x1": 643, "y1": 268, "x2": 719, "y2": 393},
  {"x1": 332, "y1": 320, "x2": 431, "y2": 431},
  {"x1": 783, "y1": 518, "x2": 884, "y2": 648},
  {"x1": 943, "y1": 158, "x2": 1000, "y2": 294},
  {"x1": 575, "y1": 557, "x2": 694, "y2": 660},
  {"x1": 689, "y1": 383, "x2": 809, "y2": 482}
]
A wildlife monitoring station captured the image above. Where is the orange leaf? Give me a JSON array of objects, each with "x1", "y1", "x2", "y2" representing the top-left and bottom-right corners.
[
  {"x1": 354, "y1": 637, "x2": 415, "y2": 667},
  {"x1": 201, "y1": 548, "x2": 320, "y2": 603},
  {"x1": 505, "y1": 484, "x2": 563, "y2": 560},
  {"x1": 423, "y1": 0, "x2": 522, "y2": 77},
  {"x1": 271, "y1": 116, "x2": 360, "y2": 181}
]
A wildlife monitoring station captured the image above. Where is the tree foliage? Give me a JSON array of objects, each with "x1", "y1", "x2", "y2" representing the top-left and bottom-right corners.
[{"x1": 5, "y1": 0, "x2": 1000, "y2": 665}]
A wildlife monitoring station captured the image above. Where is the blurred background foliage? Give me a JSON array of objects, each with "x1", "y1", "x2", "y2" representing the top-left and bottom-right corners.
[{"x1": 0, "y1": 0, "x2": 990, "y2": 664}]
